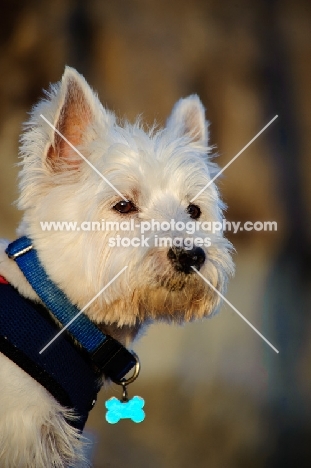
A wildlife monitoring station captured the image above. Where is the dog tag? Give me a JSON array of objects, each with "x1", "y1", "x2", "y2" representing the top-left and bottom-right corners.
[
  {"x1": 105, "y1": 351, "x2": 145, "y2": 423},
  {"x1": 105, "y1": 395, "x2": 145, "y2": 424}
]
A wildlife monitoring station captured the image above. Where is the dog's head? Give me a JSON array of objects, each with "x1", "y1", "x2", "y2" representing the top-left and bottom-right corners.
[{"x1": 17, "y1": 67, "x2": 234, "y2": 337}]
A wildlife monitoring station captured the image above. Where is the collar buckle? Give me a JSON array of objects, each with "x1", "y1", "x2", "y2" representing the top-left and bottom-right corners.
[{"x1": 7, "y1": 244, "x2": 33, "y2": 260}]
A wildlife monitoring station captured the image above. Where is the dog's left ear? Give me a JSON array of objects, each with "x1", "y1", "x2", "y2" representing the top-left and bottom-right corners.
[{"x1": 166, "y1": 95, "x2": 208, "y2": 146}]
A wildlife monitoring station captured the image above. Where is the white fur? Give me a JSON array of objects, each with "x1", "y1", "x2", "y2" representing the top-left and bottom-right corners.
[{"x1": 0, "y1": 67, "x2": 234, "y2": 466}]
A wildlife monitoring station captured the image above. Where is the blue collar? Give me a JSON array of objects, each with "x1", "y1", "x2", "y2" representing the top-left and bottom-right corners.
[{"x1": 5, "y1": 236, "x2": 136, "y2": 382}]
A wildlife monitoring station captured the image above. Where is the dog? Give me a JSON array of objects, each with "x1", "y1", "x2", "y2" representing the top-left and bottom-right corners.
[{"x1": 0, "y1": 67, "x2": 234, "y2": 467}]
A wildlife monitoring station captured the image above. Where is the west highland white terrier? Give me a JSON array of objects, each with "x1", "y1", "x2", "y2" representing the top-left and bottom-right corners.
[{"x1": 0, "y1": 67, "x2": 234, "y2": 467}]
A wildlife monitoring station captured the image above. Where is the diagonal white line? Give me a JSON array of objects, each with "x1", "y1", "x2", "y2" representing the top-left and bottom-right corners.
[
  {"x1": 192, "y1": 267, "x2": 279, "y2": 353},
  {"x1": 191, "y1": 115, "x2": 278, "y2": 202},
  {"x1": 39, "y1": 266, "x2": 128, "y2": 354},
  {"x1": 40, "y1": 114, "x2": 128, "y2": 201}
]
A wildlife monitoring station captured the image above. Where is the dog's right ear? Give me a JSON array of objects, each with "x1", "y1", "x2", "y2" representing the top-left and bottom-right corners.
[{"x1": 41, "y1": 67, "x2": 107, "y2": 171}]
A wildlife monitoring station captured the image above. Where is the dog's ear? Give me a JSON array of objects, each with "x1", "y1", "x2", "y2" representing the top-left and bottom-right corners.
[
  {"x1": 44, "y1": 67, "x2": 104, "y2": 171},
  {"x1": 166, "y1": 95, "x2": 208, "y2": 145}
]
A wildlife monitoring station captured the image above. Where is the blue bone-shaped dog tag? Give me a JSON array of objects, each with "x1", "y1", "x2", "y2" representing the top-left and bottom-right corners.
[{"x1": 105, "y1": 396, "x2": 145, "y2": 424}]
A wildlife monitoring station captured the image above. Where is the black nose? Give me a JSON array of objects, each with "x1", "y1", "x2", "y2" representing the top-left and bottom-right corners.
[{"x1": 167, "y1": 247, "x2": 206, "y2": 274}]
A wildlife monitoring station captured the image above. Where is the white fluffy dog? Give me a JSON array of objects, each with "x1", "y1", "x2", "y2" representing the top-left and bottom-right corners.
[{"x1": 0, "y1": 67, "x2": 233, "y2": 467}]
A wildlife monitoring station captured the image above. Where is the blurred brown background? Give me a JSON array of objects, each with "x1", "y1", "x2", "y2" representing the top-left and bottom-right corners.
[{"x1": 0, "y1": 0, "x2": 311, "y2": 467}]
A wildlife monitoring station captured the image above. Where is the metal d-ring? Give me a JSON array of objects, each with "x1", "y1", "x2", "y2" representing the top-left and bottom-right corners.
[{"x1": 113, "y1": 351, "x2": 140, "y2": 387}]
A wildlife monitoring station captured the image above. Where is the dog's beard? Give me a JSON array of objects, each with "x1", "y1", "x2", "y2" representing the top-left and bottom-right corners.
[
  {"x1": 89, "y1": 275, "x2": 222, "y2": 328},
  {"x1": 134, "y1": 281, "x2": 218, "y2": 322},
  {"x1": 132, "y1": 250, "x2": 227, "y2": 320}
]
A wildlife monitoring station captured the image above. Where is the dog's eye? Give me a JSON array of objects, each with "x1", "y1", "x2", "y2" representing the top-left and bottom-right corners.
[
  {"x1": 113, "y1": 200, "x2": 137, "y2": 214},
  {"x1": 187, "y1": 204, "x2": 201, "y2": 219}
]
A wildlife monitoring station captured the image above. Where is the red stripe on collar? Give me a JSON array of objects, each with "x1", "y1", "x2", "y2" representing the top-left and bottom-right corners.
[{"x1": 0, "y1": 276, "x2": 9, "y2": 284}]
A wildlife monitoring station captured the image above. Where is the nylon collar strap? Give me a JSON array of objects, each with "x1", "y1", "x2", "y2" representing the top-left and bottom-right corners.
[{"x1": 5, "y1": 236, "x2": 136, "y2": 382}]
